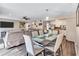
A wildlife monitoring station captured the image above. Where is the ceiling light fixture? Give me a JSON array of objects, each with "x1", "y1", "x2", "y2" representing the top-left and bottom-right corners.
[{"x1": 45, "y1": 9, "x2": 49, "y2": 21}]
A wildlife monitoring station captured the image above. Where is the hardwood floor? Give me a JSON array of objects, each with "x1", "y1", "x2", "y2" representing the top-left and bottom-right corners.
[
  {"x1": 59, "y1": 36, "x2": 76, "y2": 56},
  {"x1": 0, "y1": 44, "x2": 27, "y2": 56},
  {"x1": 0, "y1": 37, "x2": 76, "y2": 56}
]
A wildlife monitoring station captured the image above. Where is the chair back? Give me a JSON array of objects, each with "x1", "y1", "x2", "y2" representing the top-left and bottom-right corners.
[
  {"x1": 23, "y1": 35, "x2": 35, "y2": 56},
  {"x1": 54, "y1": 33, "x2": 64, "y2": 52},
  {"x1": 3, "y1": 32, "x2": 9, "y2": 48},
  {"x1": 32, "y1": 31, "x2": 38, "y2": 37},
  {"x1": 53, "y1": 30, "x2": 58, "y2": 35},
  {"x1": 39, "y1": 30, "x2": 43, "y2": 35},
  {"x1": 3, "y1": 31, "x2": 24, "y2": 48}
]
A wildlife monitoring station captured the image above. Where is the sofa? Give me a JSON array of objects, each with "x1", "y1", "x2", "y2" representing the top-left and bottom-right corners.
[{"x1": 3, "y1": 29, "x2": 25, "y2": 48}]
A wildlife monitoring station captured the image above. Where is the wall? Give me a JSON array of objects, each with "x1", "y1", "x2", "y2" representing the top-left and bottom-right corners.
[
  {"x1": 25, "y1": 20, "x2": 43, "y2": 30},
  {"x1": 65, "y1": 17, "x2": 76, "y2": 42},
  {"x1": 54, "y1": 15, "x2": 76, "y2": 42},
  {"x1": 0, "y1": 21, "x2": 20, "y2": 32},
  {"x1": 14, "y1": 21, "x2": 20, "y2": 28},
  {"x1": 76, "y1": 27, "x2": 79, "y2": 55},
  {"x1": 55, "y1": 15, "x2": 78, "y2": 55},
  {"x1": 53, "y1": 19, "x2": 66, "y2": 27},
  {"x1": 0, "y1": 19, "x2": 20, "y2": 38}
]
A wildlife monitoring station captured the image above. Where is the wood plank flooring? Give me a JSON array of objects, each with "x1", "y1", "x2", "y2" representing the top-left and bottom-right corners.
[
  {"x1": 0, "y1": 44, "x2": 27, "y2": 56},
  {"x1": 59, "y1": 36, "x2": 76, "y2": 56},
  {"x1": 0, "y1": 37, "x2": 76, "y2": 56}
]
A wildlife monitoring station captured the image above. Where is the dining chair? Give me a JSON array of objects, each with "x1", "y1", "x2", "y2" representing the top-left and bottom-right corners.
[
  {"x1": 52, "y1": 30, "x2": 58, "y2": 35},
  {"x1": 31, "y1": 31, "x2": 38, "y2": 37},
  {"x1": 45, "y1": 33, "x2": 64, "y2": 56},
  {"x1": 38, "y1": 30, "x2": 44, "y2": 35},
  {"x1": 23, "y1": 35, "x2": 45, "y2": 56},
  {"x1": 43, "y1": 29, "x2": 48, "y2": 34},
  {"x1": 3, "y1": 30, "x2": 24, "y2": 48}
]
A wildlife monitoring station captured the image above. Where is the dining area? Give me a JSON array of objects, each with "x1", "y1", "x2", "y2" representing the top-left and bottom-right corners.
[
  {"x1": 23, "y1": 28, "x2": 64, "y2": 56},
  {"x1": 0, "y1": 3, "x2": 77, "y2": 56},
  {"x1": 23, "y1": 25, "x2": 76, "y2": 56},
  {"x1": 0, "y1": 25, "x2": 65, "y2": 56},
  {"x1": 0, "y1": 17, "x2": 76, "y2": 56}
]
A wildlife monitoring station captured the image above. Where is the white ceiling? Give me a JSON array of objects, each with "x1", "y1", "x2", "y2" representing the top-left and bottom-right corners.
[{"x1": 0, "y1": 3, "x2": 78, "y2": 19}]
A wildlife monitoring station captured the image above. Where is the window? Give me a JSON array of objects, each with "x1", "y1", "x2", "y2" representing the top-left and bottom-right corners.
[{"x1": 0, "y1": 21, "x2": 14, "y2": 28}]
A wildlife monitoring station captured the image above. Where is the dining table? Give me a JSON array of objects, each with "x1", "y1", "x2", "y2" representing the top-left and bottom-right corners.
[{"x1": 32, "y1": 33, "x2": 57, "y2": 46}]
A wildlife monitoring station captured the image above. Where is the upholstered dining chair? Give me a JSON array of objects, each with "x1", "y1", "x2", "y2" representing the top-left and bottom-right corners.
[
  {"x1": 45, "y1": 33, "x2": 64, "y2": 56},
  {"x1": 31, "y1": 31, "x2": 38, "y2": 37},
  {"x1": 38, "y1": 30, "x2": 44, "y2": 35},
  {"x1": 23, "y1": 35, "x2": 45, "y2": 56},
  {"x1": 3, "y1": 30, "x2": 24, "y2": 48}
]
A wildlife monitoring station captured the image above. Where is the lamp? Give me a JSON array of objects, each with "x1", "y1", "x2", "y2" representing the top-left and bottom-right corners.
[
  {"x1": 45, "y1": 9, "x2": 49, "y2": 21},
  {"x1": 46, "y1": 16, "x2": 49, "y2": 21},
  {"x1": 45, "y1": 9, "x2": 50, "y2": 30}
]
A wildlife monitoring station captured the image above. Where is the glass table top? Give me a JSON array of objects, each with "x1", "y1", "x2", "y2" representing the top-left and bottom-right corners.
[{"x1": 32, "y1": 33, "x2": 57, "y2": 43}]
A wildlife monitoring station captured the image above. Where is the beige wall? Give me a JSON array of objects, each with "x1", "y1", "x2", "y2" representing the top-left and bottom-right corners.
[
  {"x1": 55, "y1": 15, "x2": 78, "y2": 55},
  {"x1": 0, "y1": 19, "x2": 20, "y2": 38},
  {"x1": 53, "y1": 19, "x2": 66, "y2": 27},
  {"x1": 14, "y1": 21, "x2": 20, "y2": 28},
  {"x1": 25, "y1": 20, "x2": 43, "y2": 30},
  {"x1": 76, "y1": 27, "x2": 79, "y2": 55},
  {"x1": 66, "y1": 17, "x2": 76, "y2": 42},
  {"x1": 0, "y1": 21, "x2": 20, "y2": 32},
  {"x1": 55, "y1": 15, "x2": 76, "y2": 42}
]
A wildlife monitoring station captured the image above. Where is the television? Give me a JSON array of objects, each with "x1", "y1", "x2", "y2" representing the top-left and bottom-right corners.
[{"x1": 0, "y1": 21, "x2": 14, "y2": 28}]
